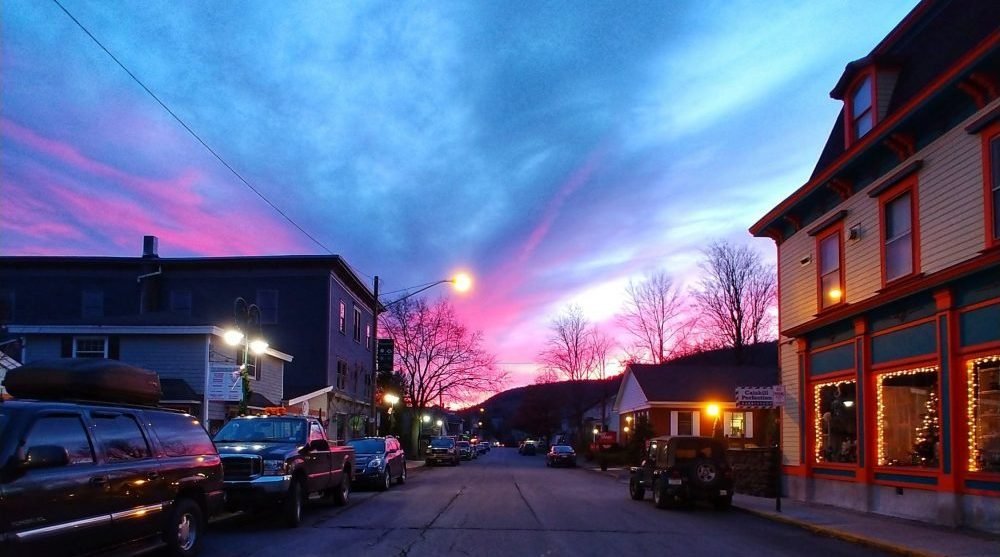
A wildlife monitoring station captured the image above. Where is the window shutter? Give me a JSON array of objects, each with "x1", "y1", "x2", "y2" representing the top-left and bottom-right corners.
[
  {"x1": 61, "y1": 336, "x2": 73, "y2": 357},
  {"x1": 723, "y1": 412, "x2": 732, "y2": 437},
  {"x1": 670, "y1": 411, "x2": 678, "y2": 435},
  {"x1": 745, "y1": 412, "x2": 754, "y2": 438},
  {"x1": 108, "y1": 336, "x2": 120, "y2": 360},
  {"x1": 692, "y1": 411, "x2": 701, "y2": 436}
]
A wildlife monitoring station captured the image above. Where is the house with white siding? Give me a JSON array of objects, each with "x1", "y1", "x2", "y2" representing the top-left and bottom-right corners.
[{"x1": 749, "y1": 0, "x2": 1000, "y2": 533}]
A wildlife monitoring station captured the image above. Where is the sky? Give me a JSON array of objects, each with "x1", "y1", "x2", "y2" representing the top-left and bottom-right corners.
[{"x1": 1, "y1": 0, "x2": 920, "y2": 394}]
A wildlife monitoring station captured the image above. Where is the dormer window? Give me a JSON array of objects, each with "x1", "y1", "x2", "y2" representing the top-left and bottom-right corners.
[{"x1": 849, "y1": 75, "x2": 874, "y2": 141}]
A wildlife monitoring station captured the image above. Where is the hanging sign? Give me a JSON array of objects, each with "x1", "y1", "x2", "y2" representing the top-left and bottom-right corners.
[
  {"x1": 208, "y1": 363, "x2": 243, "y2": 401},
  {"x1": 736, "y1": 385, "x2": 784, "y2": 409}
]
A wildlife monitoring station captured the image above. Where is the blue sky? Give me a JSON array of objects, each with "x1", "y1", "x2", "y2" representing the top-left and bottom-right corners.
[{"x1": 1, "y1": 0, "x2": 919, "y2": 390}]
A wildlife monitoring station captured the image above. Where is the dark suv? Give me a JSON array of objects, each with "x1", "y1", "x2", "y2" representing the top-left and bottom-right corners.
[
  {"x1": 0, "y1": 359, "x2": 225, "y2": 557},
  {"x1": 347, "y1": 436, "x2": 406, "y2": 490},
  {"x1": 628, "y1": 436, "x2": 733, "y2": 510},
  {"x1": 425, "y1": 437, "x2": 460, "y2": 466}
]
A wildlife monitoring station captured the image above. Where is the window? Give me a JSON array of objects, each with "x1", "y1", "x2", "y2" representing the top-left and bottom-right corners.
[
  {"x1": 339, "y1": 301, "x2": 346, "y2": 334},
  {"x1": 671, "y1": 411, "x2": 698, "y2": 436},
  {"x1": 257, "y1": 289, "x2": 278, "y2": 324},
  {"x1": 170, "y1": 290, "x2": 192, "y2": 314},
  {"x1": 74, "y1": 336, "x2": 108, "y2": 358},
  {"x1": 877, "y1": 366, "x2": 939, "y2": 468},
  {"x1": 146, "y1": 411, "x2": 215, "y2": 457},
  {"x1": 92, "y1": 414, "x2": 151, "y2": 462},
  {"x1": 849, "y1": 74, "x2": 874, "y2": 141},
  {"x1": 818, "y1": 227, "x2": 844, "y2": 310},
  {"x1": 985, "y1": 125, "x2": 1000, "y2": 246},
  {"x1": 25, "y1": 415, "x2": 94, "y2": 465},
  {"x1": 881, "y1": 181, "x2": 918, "y2": 284},
  {"x1": 366, "y1": 324, "x2": 372, "y2": 350},
  {"x1": 723, "y1": 411, "x2": 753, "y2": 439},
  {"x1": 82, "y1": 290, "x2": 103, "y2": 318},
  {"x1": 353, "y1": 307, "x2": 362, "y2": 342},
  {"x1": 813, "y1": 379, "x2": 857, "y2": 463},
  {"x1": 337, "y1": 360, "x2": 348, "y2": 390},
  {"x1": 968, "y1": 356, "x2": 1000, "y2": 473}
]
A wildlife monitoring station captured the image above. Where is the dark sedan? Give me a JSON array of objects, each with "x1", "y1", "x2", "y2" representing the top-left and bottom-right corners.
[{"x1": 546, "y1": 445, "x2": 577, "y2": 467}]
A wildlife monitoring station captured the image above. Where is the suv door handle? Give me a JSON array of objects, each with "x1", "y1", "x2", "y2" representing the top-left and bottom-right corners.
[{"x1": 90, "y1": 476, "x2": 109, "y2": 487}]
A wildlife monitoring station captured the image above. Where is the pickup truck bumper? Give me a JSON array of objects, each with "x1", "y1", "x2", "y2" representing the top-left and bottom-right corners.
[{"x1": 222, "y1": 475, "x2": 293, "y2": 509}]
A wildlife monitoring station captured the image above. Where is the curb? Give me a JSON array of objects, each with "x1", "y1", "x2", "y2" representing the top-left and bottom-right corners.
[{"x1": 732, "y1": 506, "x2": 937, "y2": 557}]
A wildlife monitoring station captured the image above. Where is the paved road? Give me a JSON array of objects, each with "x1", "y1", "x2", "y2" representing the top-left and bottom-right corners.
[{"x1": 200, "y1": 448, "x2": 891, "y2": 557}]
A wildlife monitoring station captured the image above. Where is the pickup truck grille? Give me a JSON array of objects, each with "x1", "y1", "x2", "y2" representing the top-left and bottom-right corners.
[{"x1": 221, "y1": 455, "x2": 262, "y2": 480}]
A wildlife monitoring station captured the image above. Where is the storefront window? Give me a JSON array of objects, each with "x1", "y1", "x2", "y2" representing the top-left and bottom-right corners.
[
  {"x1": 814, "y1": 379, "x2": 857, "y2": 463},
  {"x1": 877, "y1": 366, "x2": 939, "y2": 467},
  {"x1": 968, "y1": 355, "x2": 1000, "y2": 473}
]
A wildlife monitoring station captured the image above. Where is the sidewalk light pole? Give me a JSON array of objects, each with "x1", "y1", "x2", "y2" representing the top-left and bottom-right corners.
[{"x1": 224, "y1": 297, "x2": 268, "y2": 416}]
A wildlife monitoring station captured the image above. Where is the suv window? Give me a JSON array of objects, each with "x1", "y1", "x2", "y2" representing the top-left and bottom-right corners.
[
  {"x1": 25, "y1": 414, "x2": 95, "y2": 465},
  {"x1": 93, "y1": 413, "x2": 151, "y2": 461},
  {"x1": 671, "y1": 438, "x2": 725, "y2": 462},
  {"x1": 146, "y1": 411, "x2": 216, "y2": 457}
]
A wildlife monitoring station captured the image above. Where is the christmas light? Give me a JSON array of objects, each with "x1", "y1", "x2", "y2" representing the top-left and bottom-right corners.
[
  {"x1": 813, "y1": 379, "x2": 856, "y2": 463},
  {"x1": 876, "y1": 366, "x2": 938, "y2": 467},
  {"x1": 967, "y1": 354, "x2": 1000, "y2": 472}
]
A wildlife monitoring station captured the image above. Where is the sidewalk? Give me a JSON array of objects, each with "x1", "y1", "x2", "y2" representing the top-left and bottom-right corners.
[{"x1": 586, "y1": 466, "x2": 1000, "y2": 557}]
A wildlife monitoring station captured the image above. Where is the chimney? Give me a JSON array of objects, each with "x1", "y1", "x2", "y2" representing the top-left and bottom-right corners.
[{"x1": 142, "y1": 235, "x2": 159, "y2": 258}]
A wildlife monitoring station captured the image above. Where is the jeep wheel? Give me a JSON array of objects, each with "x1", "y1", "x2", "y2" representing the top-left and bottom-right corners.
[
  {"x1": 693, "y1": 458, "x2": 719, "y2": 487},
  {"x1": 379, "y1": 470, "x2": 391, "y2": 492},
  {"x1": 333, "y1": 471, "x2": 351, "y2": 506},
  {"x1": 628, "y1": 477, "x2": 645, "y2": 501},
  {"x1": 165, "y1": 498, "x2": 203, "y2": 557},
  {"x1": 652, "y1": 479, "x2": 670, "y2": 509},
  {"x1": 397, "y1": 463, "x2": 407, "y2": 485},
  {"x1": 282, "y1": 479, "x2": 305, "y2": 528}
]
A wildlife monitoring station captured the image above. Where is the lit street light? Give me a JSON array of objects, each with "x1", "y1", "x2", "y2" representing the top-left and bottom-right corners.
[
  {"x1": 225, "y1": 297, "x2": 268, "y2": 416},
  {"x1": 384, "y1": 393, "x2": 399, "y2": 435}
]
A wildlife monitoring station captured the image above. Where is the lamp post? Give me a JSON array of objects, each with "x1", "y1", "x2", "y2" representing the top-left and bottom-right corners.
[
  {"x1": 384, "y1": 393, "x2": 399, "y2": 435},
  {"x1": 225, "y1": 297, "x2": 268, "y2": 416}
]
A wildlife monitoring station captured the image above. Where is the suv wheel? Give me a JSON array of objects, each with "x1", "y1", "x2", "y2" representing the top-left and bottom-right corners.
[
  {"x1": 165, "y1": 498, "x2": 203, "y2": 557},
  {"x1": 283, "y1": 479, "x2": 305, "y2": 527},
  {"x1": 333, "y1": 471, "x2": 351, "y2": 506},
  {"x1": 379, "y1": 470, "x2": 391, "y2": 492},
  {"x1": 628, "y1": 477, "x2": 645, "y2": 501},
  {"x1": 652, "y1": 479, "x2": 670, "y2": 509},
  {"x1": 693, "y1": 459, "x2": 719, "y2": 487}
]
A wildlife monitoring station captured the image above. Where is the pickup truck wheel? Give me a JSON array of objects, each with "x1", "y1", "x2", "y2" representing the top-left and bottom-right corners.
[
  {"x1": 282, "y1": 479, "x2": 305, "y2": 528},
  {"x1": 628, "y1": 477, "x2": 645, "y2": 500},
  {"x1": 164, "y1": 498, "x2": 203, "y2": 557},
  {"x1": 333, "y1": 472, "x2": 351, "y2": 506},
  {"x1": 653, "y1": 479, "x2": 670, "y2": 509},
  {"x1": 379, "y1": 469, "x2": 391, "y2": 492}
]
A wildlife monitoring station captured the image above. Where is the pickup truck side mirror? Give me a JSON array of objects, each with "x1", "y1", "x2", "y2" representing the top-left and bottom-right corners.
[{"x1": 21, "y1": 445, "x2": 70, "y2": 470}]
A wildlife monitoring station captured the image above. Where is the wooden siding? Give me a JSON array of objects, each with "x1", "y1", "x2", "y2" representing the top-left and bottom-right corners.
[
  {"x1": 254, "y1": 357, "x2": 284, "y2": 406},
  {"x1": 617, "y1": 372, "x2": 649, "y2": 413},
  {"x1": 780, "y1": 339, "x2": 802, "y2": 466},
  {"x1": 24, "y1": 337, "x2": 62, "y2": 360},
  {"x1": 122, "y1": 335, "x2": 207, "y2": 393}
]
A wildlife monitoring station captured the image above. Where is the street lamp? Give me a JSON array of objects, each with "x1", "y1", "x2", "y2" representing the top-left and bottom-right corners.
[
  {"x1": 707, "y1": 403, "x2": 721, "y2": 438},
  {"x1": 225, "y1": 297, "x2": 268, "y2": 416},
  {"x1": 384, "y1": 393, "x2": 399, "y2": 435},
  {"x1": 436, "y1": 419, "x2": 444, "y2": 436},
  {"x1": 369, "y1": 273, "x2": 474, "y2": 435}
]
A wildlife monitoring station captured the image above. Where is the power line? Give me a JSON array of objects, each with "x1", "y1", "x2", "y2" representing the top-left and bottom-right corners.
[{"x1": 51, "y1": 0, "x2": 334, "y2": 255}]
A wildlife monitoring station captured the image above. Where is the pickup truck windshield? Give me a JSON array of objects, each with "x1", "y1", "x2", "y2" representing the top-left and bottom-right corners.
[
  {"x1": 430, "y1": 438, "x2": 454, "y2": 448},
  {"x1": 214, "y1": 418, "x2": 306, "y2": 443}
]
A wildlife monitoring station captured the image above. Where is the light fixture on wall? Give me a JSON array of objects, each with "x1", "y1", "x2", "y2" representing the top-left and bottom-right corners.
[
  {"x1": 848, "y1": 224, "x2": 862, "y2": 241},
  {"x1": 800, "y1": 255, "x2": 812, "y2": 266}
]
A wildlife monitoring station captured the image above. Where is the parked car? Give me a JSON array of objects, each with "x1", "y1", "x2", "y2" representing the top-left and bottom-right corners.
[
  {"x1": 476, "y1": 440, "x2": 490, "y2": 455},
  {"x1": 0, "y1": 358, "x2": 225, "y2": 557},
  {"x1": 456, "y1": 440, "x2": 474, "y2": 460},
  {"x1": 347, "y1": 436, "x2": 406, "y2": 490},
  {"x1": 213, "y1": 414, "x2": 354, "y2": 527},
  {"x1": 519, "y1": 440, "x2": 537, "y2": 455},
  {"x1": 425, "y1": 437, "x2": 460, "y2": 466},
  {"x1": 628, "y1": 436, "x2": 733, "y2": 510},
  {"x1": 546, "y1": 445, "x2": 577, "y2": 467}
]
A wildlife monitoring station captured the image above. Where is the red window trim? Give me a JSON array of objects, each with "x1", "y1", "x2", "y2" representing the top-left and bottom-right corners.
[
  {"x1": 815, "y1": 222, "x2": 846, "y2": 312},
  {"x1": 878, "y1": 176, "x2": 920, "y2": 288},
  {"x1": 982, "y1": 120, "x2": 1000, "y2": 249},
  {"x1": 844, "y1": 67, "x2": 878, "y2": 148}
]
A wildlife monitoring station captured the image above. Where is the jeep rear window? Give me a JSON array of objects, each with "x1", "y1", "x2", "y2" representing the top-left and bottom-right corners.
[
  {"x1": 673, "y1": 439, "x2": 725, "y2": 461},
  {"x1": 147, "y1": 411, "x2": 216, "y2": 457}
]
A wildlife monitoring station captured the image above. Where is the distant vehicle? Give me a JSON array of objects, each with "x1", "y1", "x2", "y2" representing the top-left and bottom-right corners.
[
  {"x1": 519, "y1": 440, "x2": 537, "y2": 456},
  {"x1": 476, "y1": 441, "x2": 490, "y2": 455},
  {"x1": 546, "y1": 445, "x2": 577, "y2": 467},
  {"x1": 0, "y1": 358, "x2": 225, "y2": 557},
  {"x1": 457, "y1": 440, "x2": 474, "y2": 460},
  {"x1": 628, "y1": 436, "x2": 734, "y2": 510},
  {"x1": 213, "y1": 414, "x2": 354, "y2": 527},
  {"x1": 347, "y1": 436, "x2": 406, "y2": 491},
  {"x1": 426, "y1": 437, "x2": 460, "y2": 466}
]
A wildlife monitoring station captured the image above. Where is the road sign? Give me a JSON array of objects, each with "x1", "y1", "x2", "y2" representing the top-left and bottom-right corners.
[
  {"x1": 377, "y1": 339, "x2": 394, "y2": 372},
  {"x1": 736, "y1": 385, "x2": 784, "y2": 408}
]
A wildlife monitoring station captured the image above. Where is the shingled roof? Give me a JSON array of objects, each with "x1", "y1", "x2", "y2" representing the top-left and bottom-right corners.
[{"x1": 628, "y1": 363, "x2": 778, "y2": 403}]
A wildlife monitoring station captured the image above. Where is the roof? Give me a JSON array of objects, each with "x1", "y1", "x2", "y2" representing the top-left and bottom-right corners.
[
  {"x1": 628, "y1": 363, "x2": 778, "y2": 403},
  {"x1": 160, "y1": 378, "x2": 200, "y2": 402}
]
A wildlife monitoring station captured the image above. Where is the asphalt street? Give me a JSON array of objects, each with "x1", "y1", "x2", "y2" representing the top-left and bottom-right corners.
[{"x1": 199, "y1": 447, "x2": 892, "y2": 557}]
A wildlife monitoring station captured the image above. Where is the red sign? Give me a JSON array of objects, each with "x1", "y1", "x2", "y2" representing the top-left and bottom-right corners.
[{"x1": 598, "y1": 431, "x2": 617, "y2": 444}]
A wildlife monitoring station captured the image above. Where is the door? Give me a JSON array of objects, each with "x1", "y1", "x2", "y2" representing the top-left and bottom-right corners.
[
  {"x1": 304, "y1": 420, "x2": 334, "y2": 492},
  {"x1": 2, "y1": 412, "x2": 110, "y2": 556}
]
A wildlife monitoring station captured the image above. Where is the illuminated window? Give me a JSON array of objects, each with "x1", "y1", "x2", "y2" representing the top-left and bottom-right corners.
[
  {"x1": 877, "y1": 367, "x2": 939, "y2": 467},
  {"x1": 813, "y1": 379, "x2": 857, "y2": 463},
  {"x1": 723, "y1": 411, "x2": 753, "y2": 438},
  {"x1": 339, "y1": 301, "x2": 346, "y2": 334},
  {"x1": 850, "y1": 75, "x2": 873, "y2": 141},
  {"x1": 366, "y1": 324, "x2": 372, "y2": 350},
  {"x1": 818, "y1": 228, "x2": 843, "y2": 310},
  {"x1": 968, "y1": 356, "x2": 1000, "y2": 473}
]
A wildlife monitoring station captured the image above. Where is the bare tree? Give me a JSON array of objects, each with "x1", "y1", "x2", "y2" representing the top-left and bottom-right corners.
[
  {"x1": 538, "y1": 304, "x2": 598, "y2": 381},
  {"x1": 691, "y1": 241, "x2": 777, "y2": 363},
  {"x1": 618, "y1": 271, "x2": 693, "y2": 364},
  {"x1": 380, "y1": 297, "x2": 505, "y2": 453},
  {"x1": 534, "y1": 368, "x2": 560, "y2": 384}
]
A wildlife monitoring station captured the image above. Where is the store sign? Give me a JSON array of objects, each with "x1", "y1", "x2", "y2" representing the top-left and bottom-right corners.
[
  {"x1": 207, "y1": 364, "x2": 243, "y2": 402},
  {"x1": 377, "y1": 339, "x2": 394, "y2": 371},
  {"x1": 736, "y1": 385, "x2": 784, "y2": 408}
]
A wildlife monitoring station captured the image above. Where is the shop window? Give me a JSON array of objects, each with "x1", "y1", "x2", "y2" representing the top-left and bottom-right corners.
[
  {"x1": 967, "y1": 355, "x2": 1000, "y2": 473},
  {"x1": 723, "y1": 411, "x2": 753, "y2": 438},
  {"x1": 818, "y1": 227, "x2": 844, "y2": 310},
  {"x1": 814, "y1": 379, "x2": 858, "y2": 463},
  {"x1": 877, "y1": 366, "x2": 939, "y2": 467}
]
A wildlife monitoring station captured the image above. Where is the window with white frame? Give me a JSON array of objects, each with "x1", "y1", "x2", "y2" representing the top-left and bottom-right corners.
[
  {"x1": 74, "y1": 337, "x2": 108, "y2": 358},
  {"x1": 670, "y1": 411, "x2": 699, "y2": 436},
  {"x1": 723, "y1": 411, "x2": 753, "y2": 438}
]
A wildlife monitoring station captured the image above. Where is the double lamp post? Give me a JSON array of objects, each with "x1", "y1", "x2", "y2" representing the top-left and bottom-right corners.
[{"x1": 224, "y1": 297, "x2": 269, "y2": 416}]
